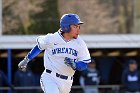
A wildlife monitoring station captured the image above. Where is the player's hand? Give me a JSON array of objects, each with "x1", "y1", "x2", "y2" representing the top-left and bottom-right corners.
[
  {"x1": 18, "y1": 56, "x2": 30, "y2": 72},
  {"x1": 64, "y1": 57, "x2": 76, "y2": 70}
]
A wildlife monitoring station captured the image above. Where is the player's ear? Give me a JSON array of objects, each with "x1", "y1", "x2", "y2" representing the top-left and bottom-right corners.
[
  {"x1": 70, "y1": 25, "x2": 73, "y2": 29},
  {"x1": 64, "y1": 27, "x2": 68, "y2": 31}
]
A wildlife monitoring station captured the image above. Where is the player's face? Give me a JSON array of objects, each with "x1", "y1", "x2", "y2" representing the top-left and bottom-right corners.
[
  {"x1": 88, "y1": 63, "x2": 96, "y2": 69},
  {"x1": 129, "y1": 63, "x2": 138, "y2": 71},
  {"x1": 69, "y1": 24, "x2": 81, "y2": 39}
]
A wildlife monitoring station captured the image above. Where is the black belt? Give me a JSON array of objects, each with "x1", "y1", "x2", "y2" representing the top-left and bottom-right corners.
[{"x1": 46, "y1": 69, "x2": 73, "y2": 80}]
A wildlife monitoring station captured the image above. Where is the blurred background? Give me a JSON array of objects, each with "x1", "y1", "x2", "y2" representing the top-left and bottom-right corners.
[{"x1": 0, "y1": 0, "x2": 140, "y2": 93}]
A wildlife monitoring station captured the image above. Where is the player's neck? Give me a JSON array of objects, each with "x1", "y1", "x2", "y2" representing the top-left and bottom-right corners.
[{"x1": 62, "y1": 32, "x2": 73, "y2": 41}]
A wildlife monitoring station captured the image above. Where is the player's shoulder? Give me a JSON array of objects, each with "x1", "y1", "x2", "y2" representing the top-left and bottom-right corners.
[
  {"x1": 43, "y1": 33, "x2": 54, "y2": 38},
  {"x1": 47, "y1": 32, "x2": 59, "y2": 38},
  {"x1": 36, "y1": 33, "x2": 54, "y2": 45},
  {"x1": 37, "y1": 32, "x2": 57, "y2": 40}
]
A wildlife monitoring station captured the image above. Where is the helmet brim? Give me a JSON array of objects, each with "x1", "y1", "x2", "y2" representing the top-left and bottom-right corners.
[{"x1": 79, "y1": 21, "x2": 84, "y2": 24}]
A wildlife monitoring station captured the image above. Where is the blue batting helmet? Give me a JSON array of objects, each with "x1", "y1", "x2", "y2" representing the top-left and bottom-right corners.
[{"x1": 60, "y1": 13, "x2": 84, "y2": 32}]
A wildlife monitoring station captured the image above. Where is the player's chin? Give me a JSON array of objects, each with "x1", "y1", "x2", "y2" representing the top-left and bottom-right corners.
[{"x1": 73, "y1": 35, "x2": 78, "y2": 39}]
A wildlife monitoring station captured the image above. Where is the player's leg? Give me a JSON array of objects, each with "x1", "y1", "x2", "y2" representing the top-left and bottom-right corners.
[
  {"x1": 57, "y1": 79, "x2": 73, "y2": 93},
  {"x1": 40, "y1": 73, "x2": 59, "y2": 93}
]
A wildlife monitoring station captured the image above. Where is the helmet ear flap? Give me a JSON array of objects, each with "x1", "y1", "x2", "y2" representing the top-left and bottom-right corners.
[{"x1": 61, "y1": 25, "x2": 71, "y2": 32}]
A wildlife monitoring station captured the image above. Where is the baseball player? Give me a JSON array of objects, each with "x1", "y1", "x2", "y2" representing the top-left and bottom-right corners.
[{"x1": 18, "y1": 13, "x2": 91, "y2": 93}]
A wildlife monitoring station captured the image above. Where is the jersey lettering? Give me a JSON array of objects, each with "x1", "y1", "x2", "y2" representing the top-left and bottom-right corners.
[{"x1": 52, "y1": 47, "x2": 78, "y2": 57}]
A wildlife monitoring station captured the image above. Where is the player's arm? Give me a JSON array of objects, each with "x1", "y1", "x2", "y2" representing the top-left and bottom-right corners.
[
  {"x1": 65, "y1": 38, "x2": 91, "y2": 71},
  {"x1": 18, "y1": 45, "x2": 42, "y2": 71},
  {"x1": 27, "y1": 45, "x2": 42, "y2": 60},
  {"x1": 75, "y1": 61, "x2": 88, "y2": 71},
  {"x1": 75, "y1": 58, "x2": 92, "y2": 71},
  {"x1": 64, "y1": 57, "x2": 90, "y2": 71},
  {"x1": 18, "y1": 35, "x2": 51, "y2": 71}
]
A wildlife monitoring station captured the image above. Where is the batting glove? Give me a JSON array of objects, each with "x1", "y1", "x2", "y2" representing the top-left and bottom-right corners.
[
  {"x1": 18, "y1": 56, "x2": 30, "y2": 72},
  {"x1": 64, "y1": 57, "x2": 76, "y2": 70}
]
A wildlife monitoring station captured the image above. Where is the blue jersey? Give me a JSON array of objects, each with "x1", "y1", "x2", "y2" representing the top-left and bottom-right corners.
[
  {"x1": 122, "y1": 69, "x2": 140, "y2": 92},
  {"x1": 81, "y1": 68, "x2": 100, "y2": 85}
]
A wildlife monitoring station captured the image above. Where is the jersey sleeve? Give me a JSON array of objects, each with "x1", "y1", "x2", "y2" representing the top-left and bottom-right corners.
[
  {"x1": 78, "y1": 39, "x2": 91, "y2": 63},
  {"x1": 36, "y1": 34, "x2": 52, "y2": 50}
]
